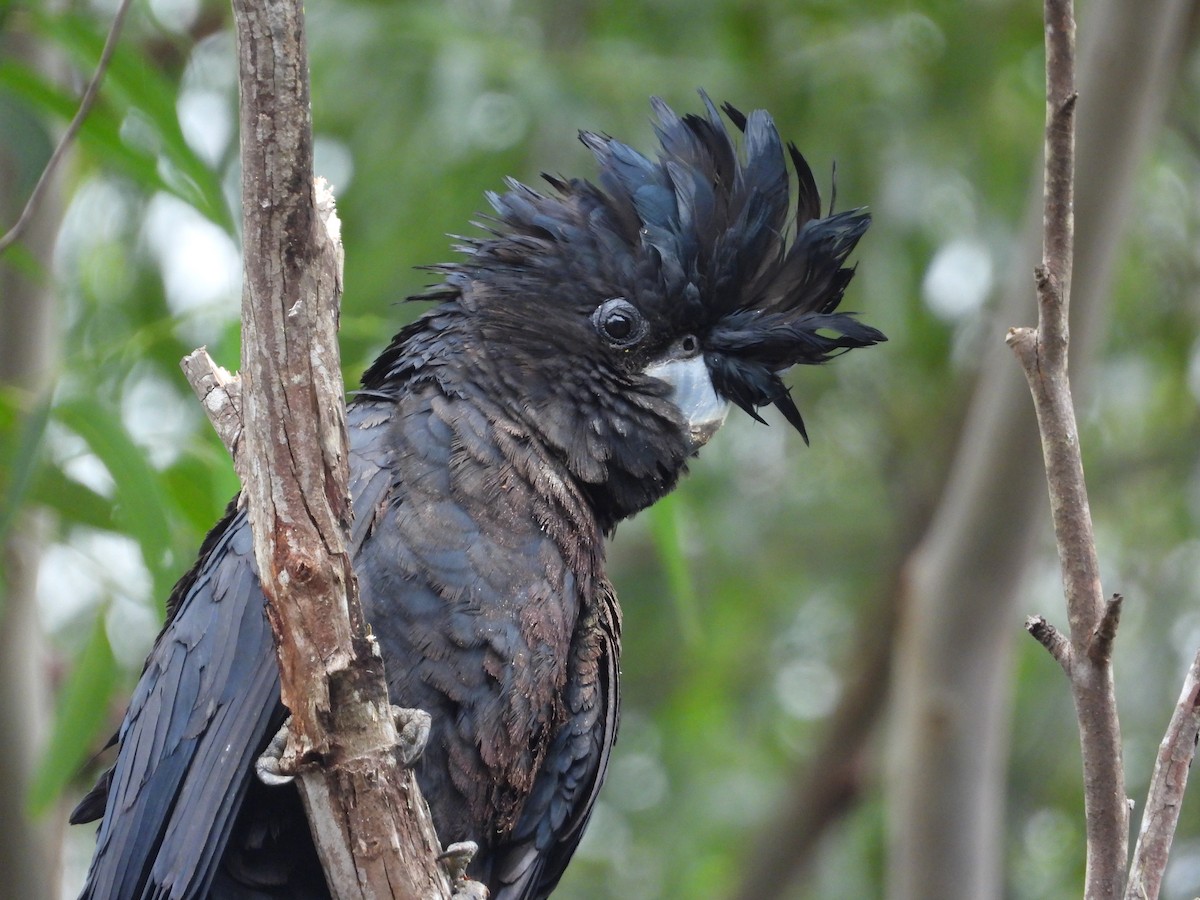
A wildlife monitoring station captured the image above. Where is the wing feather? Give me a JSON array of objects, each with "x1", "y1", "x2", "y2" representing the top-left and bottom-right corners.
[
  {"x1": 490, "y1": 581, "x2": 622, "y2": 900},
  {"x1": 78, "y1": 508, "x2": 282, "y2": 900},
  {"x1": 76, "y1": 400, "x2": 401, "y2": 899}
]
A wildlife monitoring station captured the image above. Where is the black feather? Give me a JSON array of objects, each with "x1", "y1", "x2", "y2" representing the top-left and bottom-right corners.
[{"x1": 431, "y1": 92, "x2": 883, "y2": 439}]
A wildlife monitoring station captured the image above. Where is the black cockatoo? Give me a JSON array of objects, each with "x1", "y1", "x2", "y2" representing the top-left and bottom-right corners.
[{"x1": 71, "y1": 95, "x2": 884, "y2": 899}]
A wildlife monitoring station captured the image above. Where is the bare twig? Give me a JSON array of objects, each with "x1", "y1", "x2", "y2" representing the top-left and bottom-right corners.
[
  {"x1": 0, "y1": 0, "x2": 134, "y2": 254},
  {"x1": 1026, "y1": 615, "x2": 1072, "y2": 675},
  {"x1": 1124, "y1": 647, "x2": 1200, "y2": 900},
  {"x1": 1089, "y1": 593, "x2": 1123, "y2": 664},
  {"x1": 180, "y1": 348, "x2": 243, "y2": 473},
  {"x1": 1007, "y1": 1, "x2": 1128, "y2": 897}
]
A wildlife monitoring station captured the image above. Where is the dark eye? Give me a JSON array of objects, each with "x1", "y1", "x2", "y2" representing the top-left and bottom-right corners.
[{"x1": 592, "y1": 298, "x2": 645, "y2": 348}]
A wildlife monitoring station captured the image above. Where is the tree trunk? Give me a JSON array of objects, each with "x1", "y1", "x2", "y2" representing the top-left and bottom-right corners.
[{"x1": 0, "y1": 26, "x2": 65, "y2": 900}]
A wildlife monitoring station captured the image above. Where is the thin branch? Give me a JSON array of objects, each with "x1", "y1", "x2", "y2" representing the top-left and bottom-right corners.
[
  {"x1": 885, "y1": 0, "x2": 1194, "y2": 895},
  {"x1": 1026, "y1": 615, "x2": 1073, "y2": 675},
  {"x1": 0, "y1": 0, "x2": 134, "y2": 254},
  {"x1": 1007, "y1": 1, "x2": 1128, "y2": 897},
  {"x1": 1124, "y1": 647, "x2": 1200, "y2": 900},
  {"x1": 1089, "y1": 593, "x2": 1123, "y2": 664}
]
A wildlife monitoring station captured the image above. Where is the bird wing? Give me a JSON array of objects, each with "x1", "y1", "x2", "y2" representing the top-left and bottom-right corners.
[
  {"x1": 75, "y1": 400, "x2": 398, "y2": 900},
  {"x1": 76, "y1": 503, "x2": 285, "y2": 900},
  {"x1": 489, "y1": 581, "x2": 622, "y2": 900}
]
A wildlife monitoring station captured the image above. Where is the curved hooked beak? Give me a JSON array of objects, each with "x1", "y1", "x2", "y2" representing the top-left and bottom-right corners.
[{"x1": 644, "y1": 354, "x2": 730, "y2": 454}]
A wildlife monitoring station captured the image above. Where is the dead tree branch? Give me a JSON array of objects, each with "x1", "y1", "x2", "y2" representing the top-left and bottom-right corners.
[
  {"x1": 0, "y1": 27, "x2": 67, "y2": 895},
  {"x1": 180, "y1": 349, "x2": 242, "y2": 473},
  {"x1": 182, "y1": 0, "x2": 459, "y2": 895},
  {"x1": 1006, "y1": 1, "x2": 1128, "y2": 896}
]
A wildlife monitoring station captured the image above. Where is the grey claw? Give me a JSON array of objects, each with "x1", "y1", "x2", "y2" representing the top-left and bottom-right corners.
[
  {"x1": 438, "y1": 841, "x2": 478, "y2": 880},
  {"x1": 394, "y1": 706, "x2": 431, "y2": 767},
  {"x1": 441, "y1": 841, "x2": 487, "y2": 899},
  {"x1": 450, "y1": 880, "x2": 489, "y2": 900},
  {"x1": 255, "y1": 721, "x2": 295, "y2": 786}
]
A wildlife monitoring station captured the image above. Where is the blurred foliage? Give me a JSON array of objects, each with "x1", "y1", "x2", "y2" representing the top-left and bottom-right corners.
[{"x1": 3, "y1": 0, "x2": 1200, "y2": 897}]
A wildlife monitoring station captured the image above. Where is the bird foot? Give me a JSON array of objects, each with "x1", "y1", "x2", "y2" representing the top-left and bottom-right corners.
[
  {"x1": 393, "y1": 706, "x2": 432, "y2": 767},
  {"x1": 440, "y1": 842, "x2": 488, "y2": 899},
  {"x1": 257, "y1": 709, "x2": 428, "y2": 782},
  {"x1": 450, "y1": 879, "x2": 489, "y2": 900},
  {"x1": 255, "y1": 720, "x2": 296, "y2": 786}
]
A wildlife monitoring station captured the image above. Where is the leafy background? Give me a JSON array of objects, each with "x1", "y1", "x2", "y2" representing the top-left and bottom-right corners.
[{"x1": 2, "y1": 0, "x2": 1200, "y2": 897}]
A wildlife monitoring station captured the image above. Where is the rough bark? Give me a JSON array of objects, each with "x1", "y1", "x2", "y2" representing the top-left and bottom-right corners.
[
  {"x1": 887, "y1": 1, "x2": 1196, "y2": 898},
  {"x1": 178, "y1": 0, "x2": 457, "y2": 895}
]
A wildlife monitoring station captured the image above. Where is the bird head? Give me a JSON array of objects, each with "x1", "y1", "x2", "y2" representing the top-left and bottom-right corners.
[{"x1": 379, "y1": 94, "x2": 885, "y2": 530}]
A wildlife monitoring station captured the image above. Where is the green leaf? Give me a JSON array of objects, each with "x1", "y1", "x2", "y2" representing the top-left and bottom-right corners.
[
  {"x1": 0, "y1": 387, "x2": 51, "y2": 543},
  {"x1": 646, "y1": 491, "x2": 701, "y2": 645},
  {"x1": 0, "y1": 58, "x2": 174, "y2": 209},
  {"x1": 161, "y1": 444, "x2": 239, "y2": 534},
  {"x1": 20, "y1": 10, "x2": 234, "y2": 232},
  {"x1": 53, "y1": 397, "x2": 175, "y2": 611},
  {"x1": 28, "y1": 465, "x2": 117, "y2": 532},
  {"x1": 27, "y1": 614, "x2": 119, "y2": 814}
]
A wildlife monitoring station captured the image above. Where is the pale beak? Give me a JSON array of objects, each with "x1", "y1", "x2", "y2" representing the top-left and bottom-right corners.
[{"x1": 644, "y1": 354, "x2": 730, "y2": 453}]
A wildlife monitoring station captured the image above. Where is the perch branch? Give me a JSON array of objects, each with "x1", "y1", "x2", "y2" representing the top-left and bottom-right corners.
[
  {"x1": 178, "y1": 0, "x2": 465, "y2": 895},
  {"x1": 1006, "y1": 1, "x2": 1128, "y2": 896}
]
